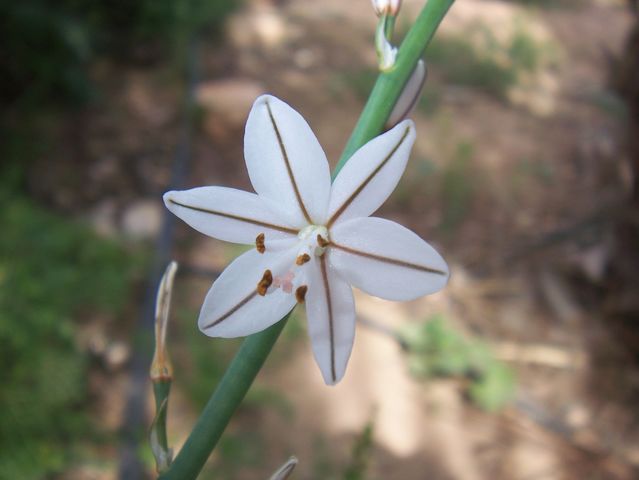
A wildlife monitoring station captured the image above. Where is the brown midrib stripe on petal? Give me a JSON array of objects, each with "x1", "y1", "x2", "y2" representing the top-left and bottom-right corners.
[
  {"x1": 330, "y1": 241, "x2": 447, "y2": 276},
  {"x1": 327, "y1": 127, "x2": 411, "y2": 228},
  {"x1": 202, "y1": 291, "x2": 258, "y2": 329},
  {"x1": 319, "y1": 255, "x2": 337, "y2": 383},
  {"x1": 265, "y1": 101, "x2": 313, "y2": 224},
  {"x1": 168, "y1": 198, "x2": 298, "y2": 235}
]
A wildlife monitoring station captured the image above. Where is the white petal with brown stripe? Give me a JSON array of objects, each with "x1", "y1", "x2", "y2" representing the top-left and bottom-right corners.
[
  {"x1": 164, "y1": 187, "x2": 298, "y2": 244},
  {"x1": 197, "y1": 248, "x2": 298, "y2": 338},
  {"x1": 327, "y1": 120, "x2": 416, "y2": 227},
  {"x1": 329, "y1": 217, "x2": 448, "y2": 301},
  {"x1": 244, "y1": 95, "x2": 331, "y2": 227},
  {"x1": 305, "y1": 256, "x2": 356, "y2": 385}
]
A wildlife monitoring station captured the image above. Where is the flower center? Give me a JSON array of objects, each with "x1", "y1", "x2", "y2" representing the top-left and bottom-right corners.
[{"x1": 298, "y1": 224, "x2": 330, "y2": 257}]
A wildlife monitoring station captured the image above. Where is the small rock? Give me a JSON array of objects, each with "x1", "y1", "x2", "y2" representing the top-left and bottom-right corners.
[
  {"x1": 293, "y1": 48, "x2": 318, "y2": 69},
  {"x1": 574, "y1": 242, "x2": 611, "y2": 283},
  {"x1": 126, "y1": 76, "x2": 175, "y2": 127},
  {"x1": 77, "y1": 321, "x2": 109, "y2": 356},
  {"x1": 565, "y1": 404, "x2": 590, "y2": 429},
  {"x1": 89, "y1": 155, "x2": 120, "y2": 183},
  {"x1": 105, "y1": 341, "x2": 130, "y2": 371},
  {"x1": 227, "y1": 6, "x2": 287, "y2": 49},
  {"x1": 121, "y1": 199, "x2": 163, "y2": 240},
  {"x1": 196, "y1": 78, "x2": 266, "y2": 130}
]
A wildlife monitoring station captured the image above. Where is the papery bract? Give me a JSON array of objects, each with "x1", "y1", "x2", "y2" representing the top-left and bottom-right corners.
[{"x1": 164, "y1": 95, "x2": 448, "y2": 385}]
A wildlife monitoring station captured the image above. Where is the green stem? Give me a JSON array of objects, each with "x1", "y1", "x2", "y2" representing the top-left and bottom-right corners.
[
  {"x1": 334, "y1": 0, "x2": 455, "y2": 178},
  {"x1": 383, "y1": 14, "x2": 396, "y2": 40},
  {"x1": 159, "y1": 315, "x2": 289, "y2": 479},
  {"x1": 153, "y1": 381, "x2": 171, "y2": 454},
  {"x1": 158, "y1": 1, "x2": 454, "y2": 478}
]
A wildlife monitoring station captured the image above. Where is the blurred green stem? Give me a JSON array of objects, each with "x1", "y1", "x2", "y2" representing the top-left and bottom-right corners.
[
  {"x1": 158, "y1": 1, "x2": 454, "y2": 478},
  {"x1": 152, "y1": 382, "x2": 171, "y2": 457}
]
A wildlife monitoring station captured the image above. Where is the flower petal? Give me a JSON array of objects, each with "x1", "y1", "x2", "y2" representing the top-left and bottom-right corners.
[
  {"x1": 327, "y1": 120, "x2": 415, "y2": 227},
  {"x1": 304, "y1": 256, "x2": 356, "y2": 385},
  {"x1": 164, "y1": 187, "x2": 298, "y2": 245},
  {"x1": 198, "y1": 248, "x2": 298, "y2": 337},
  {"x1": 244, "y1": 95, "x2": 331, "y2": 226},
  {"x1": 329, "y1": 217, "x2": 449, "y2": 301}
]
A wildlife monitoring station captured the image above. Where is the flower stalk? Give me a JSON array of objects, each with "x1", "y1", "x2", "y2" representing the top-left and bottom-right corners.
[
  {"x1": 150, "y1": 261, "x2": 179, "y2": 473},
  {"x1": 157, "y1": 1, "x2": 454, "y2": 478}
]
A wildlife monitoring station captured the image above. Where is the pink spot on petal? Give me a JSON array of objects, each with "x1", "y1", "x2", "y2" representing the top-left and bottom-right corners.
[{"x1": 272, "y1": 270, "x2": 295, "y2": 294}]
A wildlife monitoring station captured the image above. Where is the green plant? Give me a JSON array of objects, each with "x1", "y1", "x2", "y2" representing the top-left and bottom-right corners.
[
  {"x1": 343, "y1": 418, "x2": 375, "y2": 480},
  {"x1": 427, "y1": 35, "x2": 517, "y2": 97},
  {"x1": 311, "y1": 435, "x2": 338, "y2": 480},
  {"x1": 0, "y1": 193, "x2": 142, "y2": 477},
  {"x1": 426, "y1": 23, "x2": 549, "y2": 99},
  {"x1": 440, "y1": 140, "x2": 476, "y2": 233},
  {"x1": 399, "y1": 315, "x2": 515, "y2": 412}
]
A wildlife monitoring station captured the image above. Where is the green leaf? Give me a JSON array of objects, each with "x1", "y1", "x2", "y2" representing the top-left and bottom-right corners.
[{"x1": 468, "y1": 363, "x2": 516, "y2": 412}]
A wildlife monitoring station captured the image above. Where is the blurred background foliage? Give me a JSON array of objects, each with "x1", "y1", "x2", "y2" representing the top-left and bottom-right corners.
[
  {"x1": 0, "y1": 0, "x2": 239, "y2": 192},
  {"x1": 400, "y1": 315, "x2": 515, "y2": 412},
  {"x1": 0, "y1": 0, "x2": 237, "y2": 109},
  {"x1": 0, "y1": 1, "x2": 237, "y2": 478},
  {"x1": 0, "y1": 194, "x2": 143, "y2": 478}
]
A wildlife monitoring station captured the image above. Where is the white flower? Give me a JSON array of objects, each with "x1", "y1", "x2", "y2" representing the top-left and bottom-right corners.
[{"x1": 164, "y1": 95, "x2": 449, "y2": 385}]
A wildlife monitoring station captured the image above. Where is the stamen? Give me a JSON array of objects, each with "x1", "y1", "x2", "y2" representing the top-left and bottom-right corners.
[
  {"x1": 257, "y1": 269, "x2": 273, "y2": 296},
  {"x1": 295, "y1": 285, "x2": 308, "y2": 303},
  {"x1": 296, "y1": 253, "x2": 311, "y2": 265},
  {"x1": 256, "y1": 233, "x2": 265, "y2": 253}
]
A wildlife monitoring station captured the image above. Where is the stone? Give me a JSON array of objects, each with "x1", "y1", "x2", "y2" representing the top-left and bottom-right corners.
[
  {"x1": 121, "y1": 199, "x2": 163, "y2": 240},
  {"x1": 196, "y1": 78, "x2": 266, "y2": 139},
  {"x1": 227, "y1": 6, "x2": 287, "y2": 50},
  {"x1": 104, "y1": 341, "x2": 130, "y2": 371},
  {"x1": 196, "y1": 78, "x2": 265, "y2": 126}
]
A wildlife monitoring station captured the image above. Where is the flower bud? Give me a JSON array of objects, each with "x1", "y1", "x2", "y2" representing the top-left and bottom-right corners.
[
  {"x1": 269, "y1": 456, "x2": 298, "y2": 480},
  {"x1": 150, "y1": 261, "x2": 178, "y2": 382},
  {"x1": 149, "y1": 261, "x2": 178, "y2": 473},
  {"x1": 371, "y1": 0, "x2": 402, "y2": 17},
  {"x1": 375, "y1": 20, "x2": 398, "y2": 71}
]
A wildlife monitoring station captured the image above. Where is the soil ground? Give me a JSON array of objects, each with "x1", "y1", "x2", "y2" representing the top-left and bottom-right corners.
[{"x1": 47, "y1": 0, "x2": 639, "y2": 479}]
